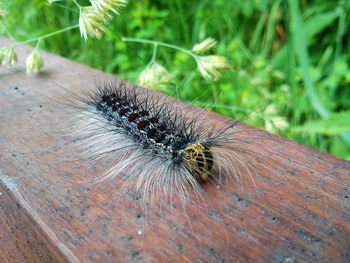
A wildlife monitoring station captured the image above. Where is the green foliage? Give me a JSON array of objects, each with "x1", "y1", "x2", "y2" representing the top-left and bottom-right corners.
[
  {"x1": 296, "y1": 111, "x2": 350, "y2": 135},
  {"x1": 1, "y1": 0, "x2": 350, "y2": 160}
]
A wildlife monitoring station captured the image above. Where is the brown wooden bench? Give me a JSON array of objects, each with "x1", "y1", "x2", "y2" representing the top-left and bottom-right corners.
[{"x1": 1, "y1": 37, "x2": 349, "y2": 263}]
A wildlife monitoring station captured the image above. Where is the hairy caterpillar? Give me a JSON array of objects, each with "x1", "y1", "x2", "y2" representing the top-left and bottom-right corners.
[{"x1": 69, "y1": 81, "x2": 254, "y2": 202}]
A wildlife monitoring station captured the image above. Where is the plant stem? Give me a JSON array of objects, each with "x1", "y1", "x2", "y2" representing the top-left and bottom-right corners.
[
  {"x1": 10, "y1": 24, "x2": 79, "y2": 48},
  {"x1": 53, "y1": 2, "x2": 80, "y2": 14},
  {"x1": 72, "y1": 0, "x2": 82, "y2": 9},
  {"x1": 122, "y1": 37, "x2": 198, "y2": 60},
  {"x1": 149, "y1": 43, "x2": 158, "y2": 65},
  {"x1": 0, "y1": 20, "x2": 16, "y2": 39}
]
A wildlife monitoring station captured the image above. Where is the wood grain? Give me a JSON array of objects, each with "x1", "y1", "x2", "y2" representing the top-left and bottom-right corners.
[{"x1": 0, "y1": 37, "x2": 349, "y2": 263}]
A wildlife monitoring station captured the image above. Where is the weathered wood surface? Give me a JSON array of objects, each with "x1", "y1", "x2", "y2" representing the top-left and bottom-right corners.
[{"x1": 0, "y1": 36, "x2": 349, "y2": 263}]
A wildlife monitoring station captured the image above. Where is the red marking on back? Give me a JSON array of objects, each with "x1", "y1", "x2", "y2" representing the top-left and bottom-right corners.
[
  {"x1": 128, "y1": 113, "x2": 138, "y2": 122},
  {"x1": 141, "y1": 110, "x2": 149, "y2": 116},
  {"x1": 119, "y1": 108, "x2": 128, "y2": 116},
  {"x1": 138, "y1": 120, "x2": 149, "y2": 130}
]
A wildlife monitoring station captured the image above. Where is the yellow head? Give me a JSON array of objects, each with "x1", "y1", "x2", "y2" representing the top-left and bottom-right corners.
[{"x1": 183, "y1": 143, "x2": 214, "y2": 182}]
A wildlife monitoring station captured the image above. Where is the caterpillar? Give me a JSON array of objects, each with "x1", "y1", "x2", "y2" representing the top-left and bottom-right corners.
[{"x1": 69, "y1": 81, "x2": 255, "y2": 202}]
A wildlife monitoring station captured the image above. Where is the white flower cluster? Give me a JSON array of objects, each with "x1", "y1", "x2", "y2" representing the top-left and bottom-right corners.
[
  {"x1": 192, "y1": 38, "x2": 231, "y2": 80},
  {"x1": 0, "y1": 47, "x2": 17, "y2": 66},
  {"x1": 79, "y1": 0, "x2": 127, "y2": 40},
  {"x1": 26, "y1": 49, "x2": 44, "y2": 73},
  {"x1": 136, "y1": 37, "x2": 231, "y2": 91},
  {"x1": 0, "y1": 46, "x2": 44, "y2": 74},
  {"x1": 138, "y1": 63, "x2": 176, "y2": 91}
]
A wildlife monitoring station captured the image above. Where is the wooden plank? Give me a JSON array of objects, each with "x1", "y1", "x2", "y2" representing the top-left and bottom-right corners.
[
  {"x1": 0, "y1": 183, "x2": 68, "y2": 263},
  {"x1": 0, "y1": 36, "x2": 349, "y2": 263}
]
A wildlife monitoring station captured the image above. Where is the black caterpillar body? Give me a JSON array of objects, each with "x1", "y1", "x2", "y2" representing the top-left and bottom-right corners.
[
  {"x1": 97, "y1": 89, "x2": 199, "y2": 161},
  {"x1": 74, "y1": 82, "x2": 252, "y2": 200}
]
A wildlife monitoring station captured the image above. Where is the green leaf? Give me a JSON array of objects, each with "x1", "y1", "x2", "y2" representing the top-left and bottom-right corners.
[
  {"x1": 296, "y1": 111, "x2": 350, "y2": 135},
  {"x1": 305, "y1": 12, "x2": 339, "y2": 40}
]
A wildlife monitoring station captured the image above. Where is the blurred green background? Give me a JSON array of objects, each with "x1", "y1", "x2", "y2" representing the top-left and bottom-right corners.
[{"x1": 1, "y1": 0, "x2": 350, "y2": 159}]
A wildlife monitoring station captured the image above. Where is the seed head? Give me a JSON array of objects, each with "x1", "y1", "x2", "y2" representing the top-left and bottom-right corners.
[
  {"x1": 192, "y1": 38, "x2": 217, "y2": 54},
  {"x1": 91, "y1": 0, "x2": 128, "y2": 15},
  {"x1": 0, "y1": 5, "x2": 5, "y2": 20},
  {"x1": 0, "y1": 48, "x2": 5, "y2": 66},
  {"x1": 138, "y1": 63, "x2": 175, "y2": 91},
  {"x1": 265, "y1": 116, "x2": 289, "y2": 132},
  {"x1": 2, "y1": 47, "x2": 17, "y2": 66},
  {"x1": 79, "y1": 6, "x2": 106, "y2": 40},
  {"x1": 265, "y1": 104, "x2": 277, "y2": 115},
  {"x1": 196, "y1": 55, "x2": 230, "y2": 80},
  {"x1": 26, "y1": 49, "x2": 44, "y2": 73}
]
